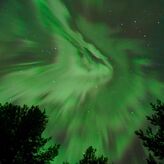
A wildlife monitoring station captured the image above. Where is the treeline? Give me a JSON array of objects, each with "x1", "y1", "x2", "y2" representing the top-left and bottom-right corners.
[{"x1": 0, "y1": 100, "x2": 163, "y2": 164}]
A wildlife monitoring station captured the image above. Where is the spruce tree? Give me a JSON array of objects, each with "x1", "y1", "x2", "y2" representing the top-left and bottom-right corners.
[
  {"x1": 0, "y1": 102, "x2": 60, "y2": 164},
  {"x1": 135, "y1": 100, "x2": 164, "y2": 164},
  {"x1": 79, "y1": 146, "x2": 108, "y2": 164}
]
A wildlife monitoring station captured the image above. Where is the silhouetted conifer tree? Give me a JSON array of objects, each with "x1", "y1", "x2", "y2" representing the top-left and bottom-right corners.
[
  {"x1": 0, "y1": 103, "x2": 60, "y2": 164},
  {"x1": 78, "y1": 146, "x2": 108, "y2": 164},
  {"x1": 63, "y1": 146, "x2": 109, "y2": 164},
  {"x1": 135, "y1": 100, "x2": 164, "y2": 164}
]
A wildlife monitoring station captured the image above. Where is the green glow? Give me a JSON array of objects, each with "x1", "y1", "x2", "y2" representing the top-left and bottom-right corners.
[{"x1": 0, "y1": 0, "x2": 163, "y2": 163}]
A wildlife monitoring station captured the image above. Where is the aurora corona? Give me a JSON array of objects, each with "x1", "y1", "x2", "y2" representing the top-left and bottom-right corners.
[{"x1": 0, "y1": 0, "x2": 163, "y2": 163}]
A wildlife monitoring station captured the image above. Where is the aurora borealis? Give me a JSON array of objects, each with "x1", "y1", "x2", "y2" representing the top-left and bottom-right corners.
[{"x1": 0, "y1": 0, "x2": 163, "y2": 163}]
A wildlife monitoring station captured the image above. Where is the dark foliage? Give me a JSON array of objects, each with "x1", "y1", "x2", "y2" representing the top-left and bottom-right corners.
[
  {"x1": 0, "y1": 102, "x2": 60, "y2": 164},
  {"x1": 78, "y1": 146, "x2": 108, "y2": 164},
  {"x1": 135, "y1": 100, "x2": 164, "y2": 164},
  {"x1": 63, "y1": 162, "x2": 70, "y2": 164}
]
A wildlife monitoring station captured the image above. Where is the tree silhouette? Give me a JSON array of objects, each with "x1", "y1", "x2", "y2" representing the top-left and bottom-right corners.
[
  {"x1": 63, "y1": 146, "x2": 110, "y2": 164},
  {"x1": 0, "y1": 102, "x2": 60, "y2": 164},
  {"x1": 78, "y1": 146, "x2": 109, "y2": 164},
  {"x1": 135, "y1": 100, "x2": 164, "y2": 164}
]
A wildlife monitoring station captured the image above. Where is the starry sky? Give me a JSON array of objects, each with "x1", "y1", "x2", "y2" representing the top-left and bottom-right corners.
[{"x1": 0, "y1": 0, "x2": 163, "y2": 163}]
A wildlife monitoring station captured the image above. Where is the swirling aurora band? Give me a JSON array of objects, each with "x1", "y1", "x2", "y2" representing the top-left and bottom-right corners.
[{"x1": 0, "y1": 0, "x2": 163, "y2": 163}]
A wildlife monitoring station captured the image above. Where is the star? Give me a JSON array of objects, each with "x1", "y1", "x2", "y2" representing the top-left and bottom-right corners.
[{"x1": 157, "y1": 20, "x2": 160, "y2": 24}]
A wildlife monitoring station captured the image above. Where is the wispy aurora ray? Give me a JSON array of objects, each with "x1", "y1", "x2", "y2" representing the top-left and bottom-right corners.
[{"x1": 0, "y1": 0, "x2": 163, "y2": 163}]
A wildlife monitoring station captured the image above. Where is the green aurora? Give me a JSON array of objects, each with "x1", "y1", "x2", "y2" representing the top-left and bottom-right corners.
[{"x1": 0, "y1": 0, "x2": 163, "y2": 163}]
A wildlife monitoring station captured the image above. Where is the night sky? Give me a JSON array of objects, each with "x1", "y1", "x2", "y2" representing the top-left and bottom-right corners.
[{"x1": 0, "y1": 0, "x2": 163, "y2": 163}]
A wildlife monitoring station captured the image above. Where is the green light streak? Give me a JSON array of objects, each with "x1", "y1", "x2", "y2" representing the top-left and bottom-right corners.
[{"x1": 0, "y1": 0, "x2": 163, "y2": 163}]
